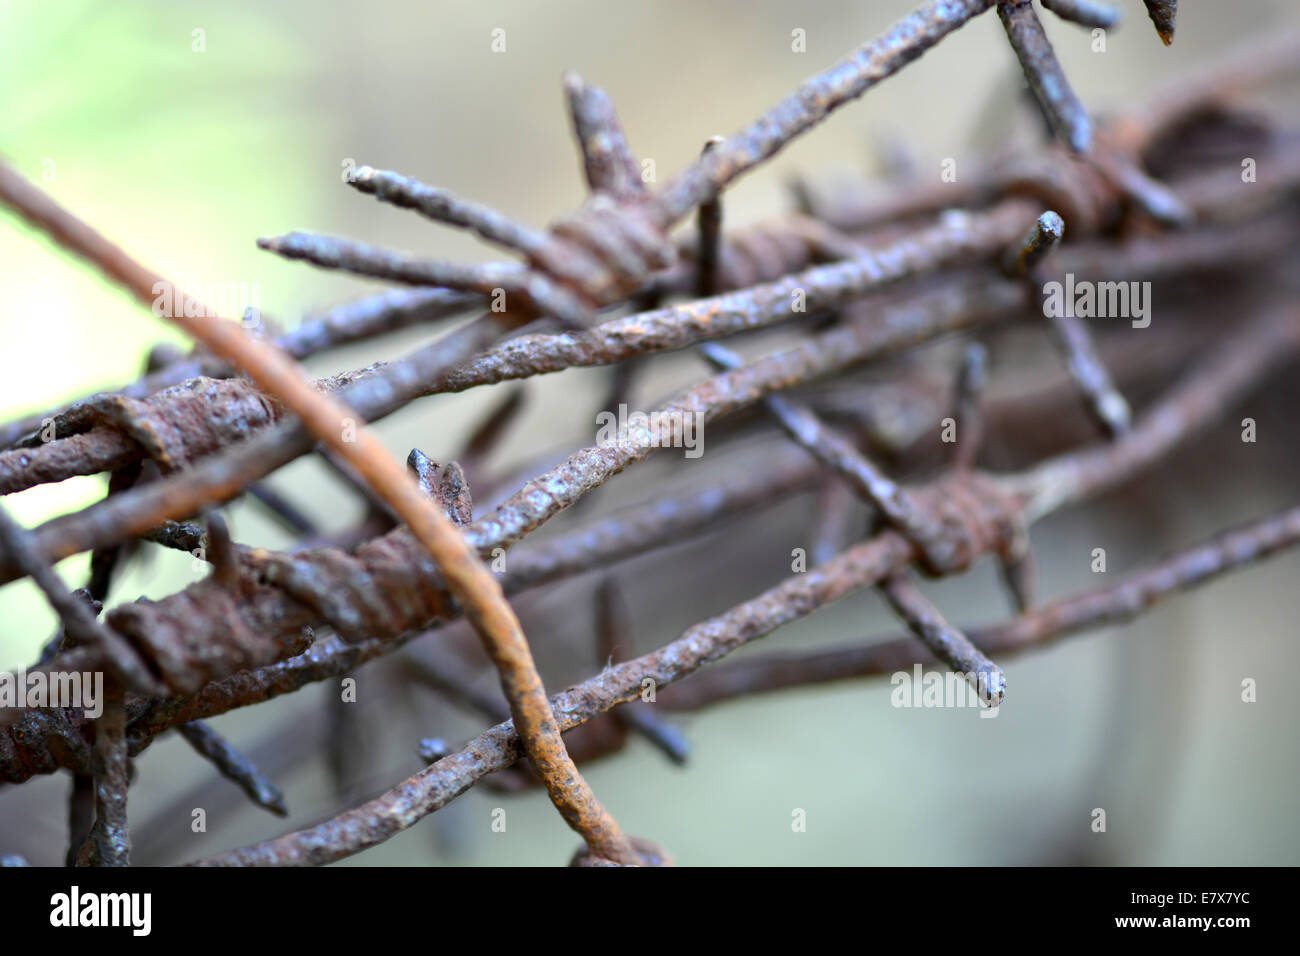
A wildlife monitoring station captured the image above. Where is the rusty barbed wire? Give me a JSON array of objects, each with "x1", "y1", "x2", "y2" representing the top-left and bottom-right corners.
[{"x1": 1, "y1": 2, "x2": 1298, "y2": 867}]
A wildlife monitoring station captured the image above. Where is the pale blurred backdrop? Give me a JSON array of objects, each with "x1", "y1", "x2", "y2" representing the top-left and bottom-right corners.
[{"x1": 1, "y1": 0, "x2": 1298, "y2": 865}]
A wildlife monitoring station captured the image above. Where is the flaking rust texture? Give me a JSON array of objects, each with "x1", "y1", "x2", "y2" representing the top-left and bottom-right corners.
[{"x1": 1, "y1": 0, "x2": 1297, "y2": 866}]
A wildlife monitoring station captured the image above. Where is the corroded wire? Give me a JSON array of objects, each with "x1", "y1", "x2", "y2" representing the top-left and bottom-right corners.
[
  {"x1": 997, "y1": 0, "x2": 1092, "y2": 154},
  {"x1": 1008, "y1": 208, "x2": 1132, "y2": 438},
  {"x1": 879, "y1": 572, "x2": 1005, "y2": 705},
  {"x1": 72, "y1": 680, "x2": 129, "y2": 867},
  {"x1": 0, "y1": 264, "x2": 1029, "y2": 584},
  {"x1": 346, "y1": 166, "x2": 549, "y2": 257},
  {"x1": 1, "y1": 4, "x2": 1296, "y2": 869},
  {"x1": 1143, "y1": 0, "x2": 1177, "y2": 45},
  {"x1": 178, "y1": 721, "x2": 288, "y2": 816},
  {"x1": 0, "y1": 159, "x2": 638, "y2": 863},
  {"x1": 189, "y1": 474, "x2": 1300, "y2": 866},
  {"x1": 1039, "y1": 0, "x2": 1121, "y2": 30},
  {"x1": 664, "y1": 502, "x2": 1300, "y2": 711},
  {"x1": 0, "y1": 501, "x2": 158, "y2": 695}
]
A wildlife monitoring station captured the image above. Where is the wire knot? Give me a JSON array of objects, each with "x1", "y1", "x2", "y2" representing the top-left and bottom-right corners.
[
  {"x1": 907, "y1": 472, "x2": 1025, "y2": 577},
  {"x1": 531, "y1": 194, "x2": 677, "y2": 313}
]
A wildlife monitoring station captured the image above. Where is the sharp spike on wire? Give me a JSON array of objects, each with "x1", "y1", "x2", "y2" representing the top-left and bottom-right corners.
[
  {"x1": 1143, "y1": 0, "x2": 1177, "y2": 45},
  {"x1": 256, "y1": 232, "x2": 592, "y2": 324},
  {"x1": 879, "y1": 572, "x2": 1006, "y2": 706},
  {"x1": 257, "y1": 231, "x2": 521, "y2": 294},
  {"x1": 564, "y1": 72, "x2": 644, "y2": 199},
  {"x1": 325, "y1": 688, "x2": 370, "y2": 798},
  {"x1": 407, "y1": 450, "x2": 473, "y2": 526},
  {"x1": 1039, "y1": 0, "x2": 1122, "y2": 30},
  {"x1": 406, "y1": 446, "x2": 437, "y2": 489},
  {"x1": 696, "y1": 137, "x2": 726, "y2": 297},
  {"x1": 178, "y1": 721, "x2": 289, "y2": 816},
  {"x1": 1008, "y1": 210, "x2": 1129, "y2": 439},
  {"x1": 657, "y1": 0, "x2": 1001, "y2": 217},
  {"x1": 1042, "y1": 298, "x2": 1133, "y2": 438},
  {"x1": 39, "y1": 587, "x2": 103, "y2": 660},
  {"x1": 1105, "y1": 159, "x2": 1194, "y2": 227},
  {"x1": 697, "y1": 341, "x2": 952, "y2": 567},
  {"x1": 1004, "y1": 209, "x2": 1065, "y2": 275},
  {"x1": 206, "y1": 513, "x2": 242, "y2": 593},
  {"x1": 616, "y1": 706, "x2": 691, "y2": 764},
  {"x1": 346, "y1": 166, "x2": 549, "y2": 257},
  {"x1": 417, "y1": 738, "x2": 453, "y2": 764},
  {"x1": 999, "y1": 534, "x2": 1038, "y2": 613},
  {"x1": 997, "y1": 1, "x2": 1092, "y2": 153}
]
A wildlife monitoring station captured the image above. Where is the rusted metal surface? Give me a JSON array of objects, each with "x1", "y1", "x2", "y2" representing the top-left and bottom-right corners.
[
  {"x1": 193, "y1": 479, "x2": 1300, "y2": 866},
  {"x1": 0, "y1": 286, "x2": 474, "y2": 451},
  {"x1": 1143, "y1": 0, "x2": 1178, "y2": 45},
  {"x1": 1, "y1": 156, "x2": 635, "y2": 863},
  {"x1": 71, "y1": 681, "x2": 129, "y2": 867},
  {"x1": 663, "y1": 502, "x2": 1300, "y2": 711},
  {"x1": 879, "y1": 571, "x2": 1005, "y2": 705},
  {"x1": 177, "y1": 721, "x2": 288, "y2": 817},
  {"x1": 5, "y1": 103, "x2": 1293, "y2": 501},
  {"x1": 0, "y1": 2, "x2": 1297, "y2": 867},
  {"x1": 1006, "y1": 306, "x2": 1300, "y2": 520},
  {"x1": 997, "y1": 1, "x2": 1092, "y2": 153},
  {"x1": 1039, "y1": 0, "x2": 1121, "y2": 30},
  {"x1": 0, "y1": 378, "x2": 284, "y2": 495},
  {"x1": 0, "y1": 502, "x2": 158, "y2": 696}
]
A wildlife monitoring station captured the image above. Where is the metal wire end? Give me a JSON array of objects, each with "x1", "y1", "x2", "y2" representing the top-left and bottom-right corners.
[
  {"x1": 564, "y1": 72, "x2": 644, "y2": 199},
  {"x1": 347, "y1": 166, "x2": 549, "y2": 258},
  {"x1": 1039, "y1": 0, "x2": 1122, "y2": 30},
  {"x1": 997, "y1": 0, "x2": 1093, "y2": 153},
  {"x1": 1004, "y1": 209, "x2": 1065, "y2": 276},
  {"x1": 178, "y1": 721, "x2": 289, "y2": 817},
  {"x1": 1143, "y1": 0, "x2": 1177, "y2": 46},
  {"x1": 879, "y1": 572, "x2": 1006, "y2": 707}
]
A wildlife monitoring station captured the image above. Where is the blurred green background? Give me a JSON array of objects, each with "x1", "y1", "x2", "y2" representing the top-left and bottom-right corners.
[{"x1": 1, "y1": 0, "x2": 1298, "y2": 865}]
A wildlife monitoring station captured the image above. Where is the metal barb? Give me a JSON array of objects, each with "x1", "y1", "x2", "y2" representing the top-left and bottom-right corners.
[
  {"x1": 1143, "y1": 0, "x2": 1178, "y2": 45},
  {"x1": 2, "y1": 4, "x2": 1298, "y2": 871},
  {"x1": 997, "y1": 0, "x2": 1093, "y2": 153},
  {"x1": 1040, "y1": 0, "x2": 1122, "y2": 30},
  {"x1": 879, "y1": 572, "x2": 1006, "y2": 706},
  {"x1": 178, "y1": 721, "x2": 289, "y2": 816}
]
